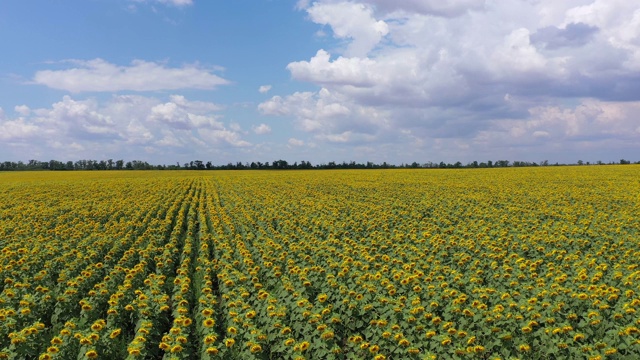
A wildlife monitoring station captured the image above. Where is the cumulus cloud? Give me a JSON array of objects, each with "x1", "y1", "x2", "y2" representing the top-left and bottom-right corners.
[
  {"x1": 167, "y1": 94, "x2": 223, "y2": 113},
  {"x1": 261, "y1": 0, "x2": 640, "y2": 162},
  {"x1": 288, "y1": 138, "x2": 305, "y2": 146},
  {"x1": 260, "y1": 87, "x2": 390, "y2": 144},
  {"x1": 366, "y1": 0, "x2": 486, "y2": 17},
  {"x1": 199, "y1": 128, "x2": 251, "y2": 147},
  {"x1": 472, "y1": 99, "x2": 640, "y2": 159},
  {"x1": 0, "y1": 118, "x2": 40, "y2": 142},
  {"x1": 14, "y1": 105, "x2": 31, "y2": 116},
  {"x1": 252, "y1": 123, "x2": 272, "y2": 134},
  {"x1": 33, "y1": 59, "x2": 229, "y2": 92},
  {"x1": 531, "y1": 22, "x2": 599, "y2": 49},
  {"x1": 31, "y1": 96, "x2": 119, "y2": 139},
  {"x1": 287, "y1": 50, "x2": 378, "y2": 87},
  {"x1": 1, "y1": 94, "x2": 250, "y2": 161},
  {"x1": 258, "y1": 85, "x2": 272, "y2": 94},
  {"x1": 157, "y1": 0, "x2": 193, "y2": 6},
  {"x1": 148, "y1": 96, "x2": 224, "y2": 131},
  {"x1": 305, "y1": 2, "x2": 389, "y2": 57},
  {"x1": 298, "y1": 0, "x2": 485, "y2": 18}
]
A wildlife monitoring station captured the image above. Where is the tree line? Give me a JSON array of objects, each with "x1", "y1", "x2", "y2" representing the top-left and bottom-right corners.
[{"x1": 0, "y1": 158, "x2": 637, "y2": 171}]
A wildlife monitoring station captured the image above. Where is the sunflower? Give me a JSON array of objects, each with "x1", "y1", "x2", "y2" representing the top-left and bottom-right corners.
[{"x1": 299, "y1": 341, "x2": 310, "y2": 351}]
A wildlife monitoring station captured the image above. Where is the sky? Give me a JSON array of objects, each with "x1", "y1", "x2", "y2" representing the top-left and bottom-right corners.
[{"x1": 1, "y1": 0, "x2": 639, "y2": 165}]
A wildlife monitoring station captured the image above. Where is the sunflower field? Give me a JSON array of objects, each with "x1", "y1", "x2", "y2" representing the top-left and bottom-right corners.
[{"x1": 0, "y1": 167, "x2": 639, "y2": 360}]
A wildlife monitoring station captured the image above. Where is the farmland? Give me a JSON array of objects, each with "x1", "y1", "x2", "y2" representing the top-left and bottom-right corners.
[{"x1": 0, "y1": 167, "x2": 639, "y2": 359}]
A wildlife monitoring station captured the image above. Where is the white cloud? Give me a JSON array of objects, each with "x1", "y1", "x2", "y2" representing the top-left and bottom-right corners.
[
  {"x1": 260, "y1": 87, "x2": 390, "y2": 144},
  {"x1": 148, "y1": 96, "x2": 224, "y2": 131},
  {"x1": 1, "y1": 94, "x2": 251, "y2": 161},
  {"x1": 492, "y1": 28, "x2": 550, "y2": 74},
  {"x1": 252, "y1": 123, "x2": 272, "y2": 135},
  {"x1": 288, "y1": 138, "x2": 305, "y2": 146},
  {"x1": 305, "y1": 2, "x2": 389, "y2": 57},
  {"x1": 367, "y1": 0, "x2": 485, "y2": 17},
  {"x1": 298, "y1": 0, "x2": 485, "y2": 18},
  {"x1": 167, "y1": 95, "x2": 223, "y2": 113},
  {"x1": 476, "y1": 99, "x2": 640, "y2": 151},
  {"x1": 156, "y1": 131, "x2": 182, "y2": 147},
  {"x1": 150, "y1": 102, "x2": 191, "y2": 130},
  {"x1": 0, "y1": 118, "x2": 40, "y2": 142},
  {"x1": 200, "y1": 128, "x2": 251, "y2": 147},
  {"x1": 14, "y1": 105, "x2": 31, "y2": 116},
  {"x1": 258, "y1": 85, "x2": 272, "y2": 94},
  {"x1": 33, "y1": 96, "x2": 118, "y2": 138},
  {"x1": 261, "y1": 0, "x2": 640, "y2": 162},
  {"x1": 33, "y1": 59, "x2": 229, "y2": 92},
  {"x1": 287, "y1": 50, "x2": 378, "y2": 86},
  {"x1": 158, "y1": 0, "x2": 193, "y2": 6}
]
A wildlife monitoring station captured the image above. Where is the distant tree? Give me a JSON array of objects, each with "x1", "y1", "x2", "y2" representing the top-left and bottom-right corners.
[
  {"x1": 271, "y1": 160, "x2": 286, "y2": 169},
  {"x1": 299, "y1": 160, "x2": 312, "y2": 169},
  {"x1": 129, "y1": 160, "x2": 150, "y2": 170},
  {"x1": 49, "y1": 160, "x2": 66, "y2": 170},
  {"x1": 28, "y1": 160, "x2": 40, "y2": 169}
]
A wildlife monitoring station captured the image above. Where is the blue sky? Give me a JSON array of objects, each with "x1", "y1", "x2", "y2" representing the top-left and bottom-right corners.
[{"x1": 1, "y1": 0, "x2": 639, "y2": 165}]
